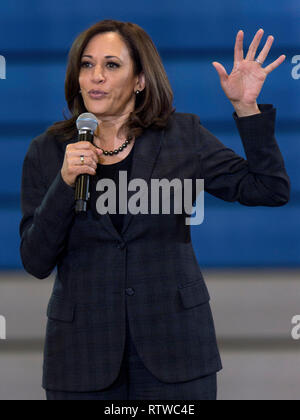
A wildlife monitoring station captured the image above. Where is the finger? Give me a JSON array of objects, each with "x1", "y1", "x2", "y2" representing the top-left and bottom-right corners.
[
  {"x1": 212, "y1": 62, "x2": 228, "y2": 84},
  {"x1": 73, "y1": 141, "x2": 98, "y2": 150},
  {"x1": 68, "y1": 141, "x2": 103, "y2": 157},
  {"x1": 264, "y1": 55, "x2": 286, "y2": 74},
  {"x1": 76, "y1": 143, "x2": 102, "y2": 157},
  {"x1": 234, "y1": 30, "x2": 244, "y2": 64},
  {"x1": 245, "y1": 28, "x2": 264, "y2": 61},
  {"x1": 75, "y1": 165, "x2": 97, "y2": 176},
  {"x1": 72, "y1": 156, "x2": 97, "y2": 169},
  {"x1": 256, "y1": 35, "x2": 274, "y2": 64},
  {"x1": 68, "y1": 148, "x2": 99, "y2": 164}
]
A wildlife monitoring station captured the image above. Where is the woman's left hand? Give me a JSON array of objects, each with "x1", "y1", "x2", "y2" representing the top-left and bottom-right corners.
[{"x1": 212, "y1": 29, "x2": 286, "y2": 117}]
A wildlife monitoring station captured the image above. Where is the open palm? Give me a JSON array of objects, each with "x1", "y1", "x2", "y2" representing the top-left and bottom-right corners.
[{"x1": 213, "y1": 29, "x2": 286, "y2": 108}]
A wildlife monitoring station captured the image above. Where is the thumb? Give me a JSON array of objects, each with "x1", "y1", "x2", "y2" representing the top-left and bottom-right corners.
[{"x1": 212, "y1": 62, "x2": 228, "y2": 84}]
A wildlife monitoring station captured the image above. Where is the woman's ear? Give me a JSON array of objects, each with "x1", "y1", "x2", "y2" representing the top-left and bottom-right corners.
[{"x1": 136, "y1": 72, "x2": 146, "y2": 92}]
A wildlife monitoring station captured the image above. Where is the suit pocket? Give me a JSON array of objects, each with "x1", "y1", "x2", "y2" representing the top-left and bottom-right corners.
[
  {"x1": 178, "y1": 281, "x2": 210, "y2": 309},
  {"x1": 47, "y1": 294, "x2": 75, "y2": 323}
]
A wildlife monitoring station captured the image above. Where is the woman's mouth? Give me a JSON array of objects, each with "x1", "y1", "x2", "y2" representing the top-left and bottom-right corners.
[{"x1": 88, "y1": 90, "x2": 108, "y2": 99}]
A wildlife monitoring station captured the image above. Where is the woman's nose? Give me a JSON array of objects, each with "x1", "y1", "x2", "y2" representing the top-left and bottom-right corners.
[{"x1": 92, "y1": 65, "x2": 105, "y2": 83}]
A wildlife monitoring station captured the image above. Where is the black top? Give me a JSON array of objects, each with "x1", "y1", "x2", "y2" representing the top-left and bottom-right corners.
[{"x1": 90, "y1": 142, "x2": 136, "y2": 233}]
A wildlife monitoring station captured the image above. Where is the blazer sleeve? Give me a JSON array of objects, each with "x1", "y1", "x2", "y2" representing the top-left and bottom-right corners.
[
  {"x1": 194, "y1": 104, "x2": 291, "y2": 206},
  {"x1": 19, "y1": 138, "x2": 76, "y2": 279}
]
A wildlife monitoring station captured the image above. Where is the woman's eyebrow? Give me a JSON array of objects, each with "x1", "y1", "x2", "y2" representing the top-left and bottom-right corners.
[
  {"x1": 105, "y1": 55, "x2": 121, "y2": 60},
  {"x1": 82, "y1": 54, "x2": 122, "y2": 60}
]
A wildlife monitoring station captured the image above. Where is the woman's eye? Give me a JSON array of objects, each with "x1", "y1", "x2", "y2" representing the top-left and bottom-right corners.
[
  {"x1": 106, "y1": 62, "x2": 120, "y2": 69},
  {"x1": 80, "y1": 62, "x2": 92, "y2": 68},
  {"x1": 80, "y1": 62, "x2": 119, "y2": 69}
]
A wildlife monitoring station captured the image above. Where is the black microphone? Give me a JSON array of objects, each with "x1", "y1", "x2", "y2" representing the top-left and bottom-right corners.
[{"x1": 75, "y1": 113, "x2": 99, "y2": 213}]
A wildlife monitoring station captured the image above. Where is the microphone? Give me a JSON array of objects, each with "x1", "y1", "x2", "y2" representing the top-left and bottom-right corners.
[{"x1": 75, "y1": 113, "x2": 99, "y2": 213}]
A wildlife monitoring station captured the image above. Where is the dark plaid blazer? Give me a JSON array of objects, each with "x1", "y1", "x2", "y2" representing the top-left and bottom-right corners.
[{"x1": 19, "y1": 105, "x2": 290, "y2": 392}]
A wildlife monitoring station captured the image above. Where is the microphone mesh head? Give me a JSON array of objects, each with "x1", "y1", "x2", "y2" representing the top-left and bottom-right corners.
[{"x1": 76, "y1": 113, "x2": 98, "y2": 133}]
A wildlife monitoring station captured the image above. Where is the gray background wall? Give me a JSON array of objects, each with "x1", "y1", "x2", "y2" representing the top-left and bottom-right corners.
[{"x1": 1, "y1": 269, "x2": 300, "y2": 400}]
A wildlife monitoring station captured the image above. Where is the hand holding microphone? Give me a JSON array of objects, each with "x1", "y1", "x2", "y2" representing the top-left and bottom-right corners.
[
  {"x1": 61, "y1": 141, "x2": 102, "y2": 188},
  {"x1": 60, "y1": 113, "x2": 102, "y2": 213}
]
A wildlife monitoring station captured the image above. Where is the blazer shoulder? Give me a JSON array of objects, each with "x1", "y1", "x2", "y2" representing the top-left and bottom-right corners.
[
  {"x1": 26, "y1": 130, "x2": 67, "y2": 159},
  {"x1": 168, "y1": 112, "x2": 201, "y2": 129},
  {"x1": 31, "y1": 130, "x2": 64, "y2": 148},
  {"x1": 23, "y1": 131, "x2": 72, "y2": 189},
  {"x1": 165, "y1": 112, "x2": 202, "y2": 137}
]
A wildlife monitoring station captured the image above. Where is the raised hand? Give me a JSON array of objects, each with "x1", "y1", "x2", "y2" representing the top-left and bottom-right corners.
[{"x1": 212, "y1": 29, "x2": 286, "y2": 117}]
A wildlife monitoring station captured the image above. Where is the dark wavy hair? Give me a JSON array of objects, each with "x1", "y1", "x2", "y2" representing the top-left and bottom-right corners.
[{"x1": 46, "y1": 20, "x2": 176, "y2": 142}]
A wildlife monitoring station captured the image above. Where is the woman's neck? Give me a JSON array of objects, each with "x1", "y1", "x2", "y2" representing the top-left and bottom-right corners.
[{"x1": 93, "y1": 112, "x2": 131, "y2": 149}]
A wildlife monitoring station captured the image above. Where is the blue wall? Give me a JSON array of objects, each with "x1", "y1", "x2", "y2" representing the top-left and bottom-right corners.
[{"x1": 0, "y1": 0, "x2": 299, "y2": 269}]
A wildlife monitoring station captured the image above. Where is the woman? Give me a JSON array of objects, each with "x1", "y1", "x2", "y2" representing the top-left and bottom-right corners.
[{"x1": 19, "y1": 20, "x2": 290, "y2": 400}]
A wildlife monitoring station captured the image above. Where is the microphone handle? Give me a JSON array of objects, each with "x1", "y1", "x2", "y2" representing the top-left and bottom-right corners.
[{"x1": 75, "y1": 130, "x2": 94, "y2": 214}]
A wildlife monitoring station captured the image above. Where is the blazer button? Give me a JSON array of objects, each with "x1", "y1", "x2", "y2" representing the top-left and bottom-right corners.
[
  {"x1": 117, "y1": 242, "x2": 126, "y2": 250},
  {"x1": 125, "y1": 288, "x2": 135, "y2": 296}
]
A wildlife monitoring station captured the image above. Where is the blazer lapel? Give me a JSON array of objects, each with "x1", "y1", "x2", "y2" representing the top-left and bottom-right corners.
[
  {"x1": 97, "y1": 127, "x2": 164, "y2": 240},
  {"x1": 121, "y1": 127, "x2": 164, "y2": 236}
]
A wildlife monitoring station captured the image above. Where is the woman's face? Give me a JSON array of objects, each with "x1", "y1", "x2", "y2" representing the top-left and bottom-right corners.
[{"x1": 79, "y1": 32, "x2": 144, "y2": 120}]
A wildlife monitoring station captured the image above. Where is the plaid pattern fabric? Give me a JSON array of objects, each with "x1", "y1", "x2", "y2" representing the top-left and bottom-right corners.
[
  {"x1": 19, "y1": 107, "x2": 290, "y2": 392},
  {"x1": 45, "y1": 311, "x2": 217, "y2": 400}
]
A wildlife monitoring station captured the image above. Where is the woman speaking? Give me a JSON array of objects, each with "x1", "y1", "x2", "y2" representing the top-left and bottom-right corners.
[{"x1": 19, "y1": 20, "x2": 290, "y2": 400}]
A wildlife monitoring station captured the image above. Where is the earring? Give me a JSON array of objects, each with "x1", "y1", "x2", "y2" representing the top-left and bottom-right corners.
[
  {"x1": 79, "y1": 90, "x2": 82, "y2": 94},
  {"x1": 135, "y1": 90, "x2": 141, "y2": 95}
]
